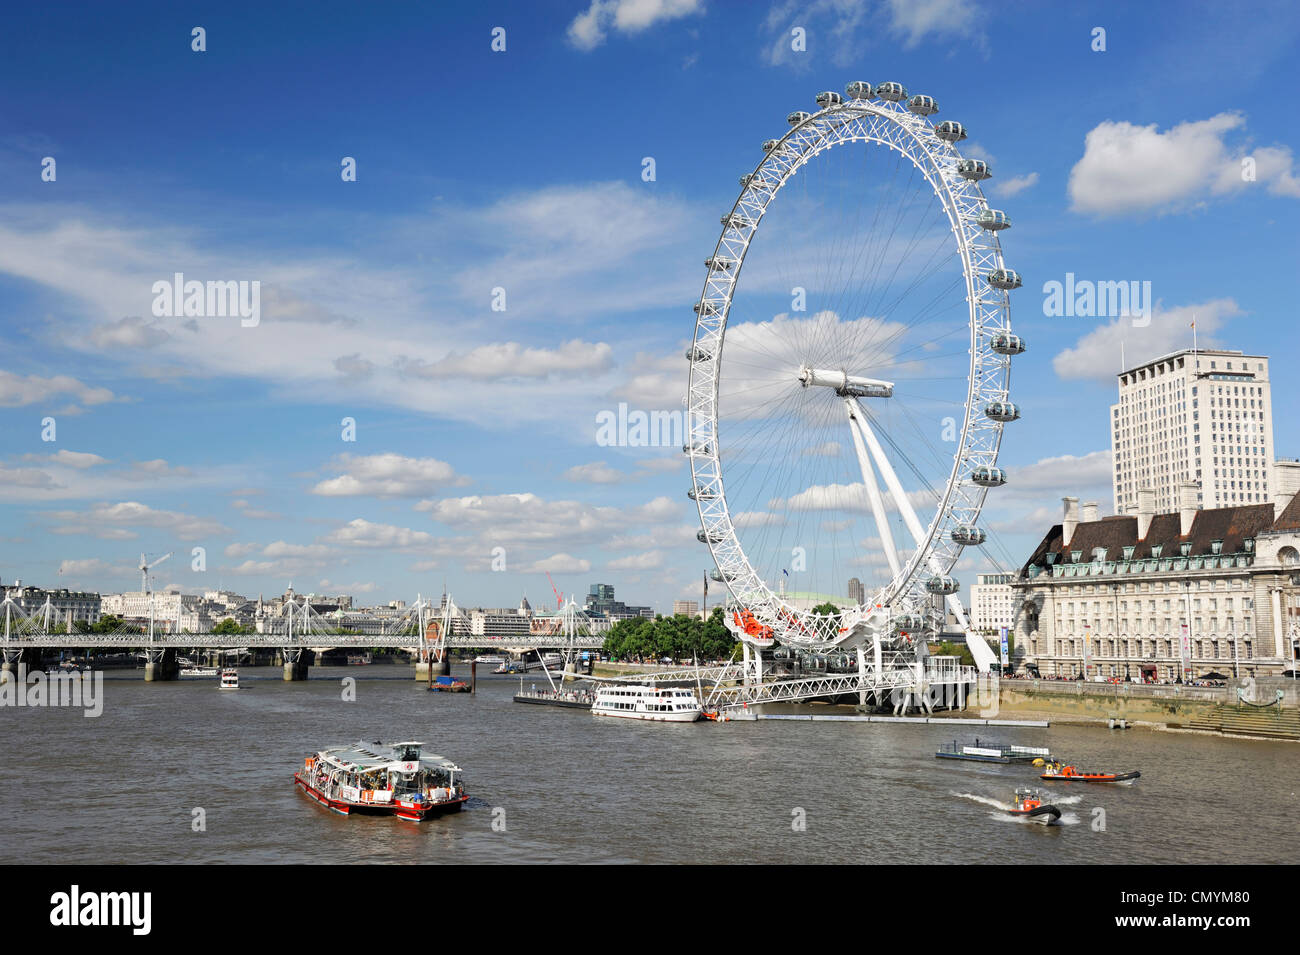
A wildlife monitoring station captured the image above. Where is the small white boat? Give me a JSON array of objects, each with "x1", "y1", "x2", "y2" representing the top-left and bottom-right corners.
[
  {"x1": 181, "y1": 666, "x2": 218, "y2": 678},
  {"x1": 592, "y1": 684, "x2": 701, "y2": 722},
  {"x1": 219, "y1": 667, "x2": 240, "y2": 690}
]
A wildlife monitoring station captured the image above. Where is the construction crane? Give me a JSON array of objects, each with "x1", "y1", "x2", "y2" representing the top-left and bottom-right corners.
[
  {"x1": 139, "y1": 551, "x2": 173, "y2": 593},
  {"x1": 545, "y1": 571, "x2": 563, "y2": 611}
]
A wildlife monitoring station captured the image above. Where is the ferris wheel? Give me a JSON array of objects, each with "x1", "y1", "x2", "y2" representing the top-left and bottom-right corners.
[{"x1": 685, "y1": 82, "x2": 1025, "y2": 664}]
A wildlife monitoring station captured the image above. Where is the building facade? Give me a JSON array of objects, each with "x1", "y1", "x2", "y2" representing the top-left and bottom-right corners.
[
  {"x1": 672, "y1": 600, "x2": 699, "y2": 617},
  {"x1": 1111, "y1": 348, "x2": 1275, "y2": 514},
  {"x1": 1, "y1": 583, "x2": 101, "y2": 626},
  {"x1": 1011, "y1": 491, "x2": 1300, "y2": 681},
  {"x1": 968, "y1": 573, "x2": 1014, "y2": 633}
]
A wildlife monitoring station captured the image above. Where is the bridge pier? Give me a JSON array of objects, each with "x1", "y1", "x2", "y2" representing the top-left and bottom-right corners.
[
  {"x1": 281, "y1": 648, "x2": 310, "y2": 681},
  {"x1": 144, "y1": 648, "x2": 179, "y2": 682},
  {"x1": 2, "y1": 647, "x2": 31, "y2": 683}
]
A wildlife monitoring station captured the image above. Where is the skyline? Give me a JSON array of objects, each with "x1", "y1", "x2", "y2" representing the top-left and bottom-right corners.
[{"x1": 3, "y1": 1, "x2": 1300, "y2": 610}]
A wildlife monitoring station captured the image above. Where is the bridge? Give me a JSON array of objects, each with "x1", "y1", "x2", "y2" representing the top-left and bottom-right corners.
[{"x1": 0, "y1": 591, "x2": 604, "y2": 681}]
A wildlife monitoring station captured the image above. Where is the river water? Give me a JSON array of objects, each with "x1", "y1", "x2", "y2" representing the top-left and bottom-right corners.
[{"x1": 3, "y1": 664, "x2": 1296, "y2": 864}]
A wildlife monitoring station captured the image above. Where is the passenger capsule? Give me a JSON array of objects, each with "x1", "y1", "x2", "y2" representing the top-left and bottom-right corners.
[
  {"x1": 925, "y1": 574, "x2": 960, "y2": 596},
  {"x1": 815, "y1": 90, "x2": 843, "y2": 109},
  {"x1": 957, "y1": 159, "x2": 991, "y2": 181},
  {"x1": 984, "y1": 401, "x2": 1021, "y2": 422},
  {"x1": 986, "y1": 269, "x2": 1022, "y2": 290},
  {"x1": 693, "y1": 301, "x2": 720, "y2": 316},
  {"x1": 721, "y1": 213, "x2": 755, "y2": 229},
  {"x1": 687, "y1": 487, "x2": 717, "y2": 501},
  {"x1": 683, "y1": 442, "x2": 712, "y2": 455},
  {"x1": 907, "y1": 94, "x2": 939, "y2": 116},
  {"x1": 844, "y1": 81, "x2": 875, "y2": 100},
  {"x1": 935, "y1": 120, "x2": 967, "y2": 142},
  {"x1": 787, "y1": 110, "x2": 811, "y2": 127},
  {"x1": 971, "y1": 466, "x2": 1008, "y2": 487},
  {"x1": 892, "y1": 614, "x2": 925, "y2": 633},
  {"x1": 697, "y1": 528, "x2": 725, "y2": 544},
  {"x1": 876, "y1": 81, "x2": 908, "y2": 102},
  {"x1": 705, "y1": 256, "x2": 735, "y2": 271},
  {"x1": 685, "y1": 346, "x2": 712, "y2": 362},
  {"x1": 739, "y1": 174, "x2": 756, "y2": 187},
  {"x1": 989, "y1": 332, "x2": 1027, "y2": 355},
  {"x1": 976, "y1": 208, "x2": 1011, "y2": 231},
  {"x1": 951, "y1": 525, "x2": 987, "y2": 546},
  {"x1": 709, "y1": 569, "x2": 735, "y2": 583}
]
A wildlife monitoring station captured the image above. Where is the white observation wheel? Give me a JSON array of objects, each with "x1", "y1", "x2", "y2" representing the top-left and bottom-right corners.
[{"x1": 685, "y1": 82, "x2": 1025, "y2": 657}]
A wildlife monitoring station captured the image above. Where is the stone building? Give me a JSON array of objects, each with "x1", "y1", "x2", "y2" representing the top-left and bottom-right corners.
[{"x1": 1011, "y1": 486, "x2": 1300, "y2": 681}]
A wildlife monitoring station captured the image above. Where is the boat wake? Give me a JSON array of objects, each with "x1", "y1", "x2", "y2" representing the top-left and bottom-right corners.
[{"x1": 950, "y1": 791, "x2": 1079, "y2": 826}]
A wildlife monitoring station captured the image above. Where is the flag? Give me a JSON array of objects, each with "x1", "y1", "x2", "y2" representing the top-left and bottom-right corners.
[
  {"x1": 702, "y1": 571, "x2": 708, "y2": 596},
  {"x1": 782, "y1": 568, "x2": 788, "y2": 577}
]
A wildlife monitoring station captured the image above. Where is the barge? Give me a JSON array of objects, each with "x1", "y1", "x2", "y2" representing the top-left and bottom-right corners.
[{"x1": 936, "y1": 740, "x2": 1052, "y2": 763}]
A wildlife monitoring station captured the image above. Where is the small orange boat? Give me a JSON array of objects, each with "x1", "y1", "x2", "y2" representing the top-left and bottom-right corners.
[
  {"x1": 1039, "y1": 760, "x2": 1139, "y2": 783},
  {"x1": 1008, "y1": 788, "x2": 1060, "y2": 823}
]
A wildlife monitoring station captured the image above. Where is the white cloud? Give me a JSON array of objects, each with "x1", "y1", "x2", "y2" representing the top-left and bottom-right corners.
[
  {"x1": 404, "y1": 340, "x2": 613, "y2": 381},
  {"x1": 0, "y1": 370, "x2": 115, "y2": 408},
  {"x1": 1052, "y1": 298, "x2": 1241, "y2": 383},
  {"x1": 992, "y1": 171, "x2": 1038, "y2": 197},
  {"x1": 522, "y1": 553, "x2": 592, "y2": 574},
  {"x1": 310, "y1": 453, "x2": 467, "y2": 498},
  {"x1": 608, "y1": 550, "x2": 665, "y2": 570},
  {"x1": 46, "y1": 501, "x2": 228, "y2": 540},
  {"x1": 564, "y1": 461, "x2": 625, "y2": 484},
  {"x1": 89, "y1": 316, "x2": 171, "y2": 349},
  {"x1": 885, "y1": 0, "x2": 979, "y2": 48},
  {"x1": 567, "y1": 0, "x2": 703, "y2": 50},
  {"x1": 22, "y1": 450, "x2": 108, "y2": 469},
  {"x1": 323, "y1": 518, "x2": 436, "y2": 551},
  {"x1": 1068, "y1": 113, "x2": 1300, "y2": 216}
]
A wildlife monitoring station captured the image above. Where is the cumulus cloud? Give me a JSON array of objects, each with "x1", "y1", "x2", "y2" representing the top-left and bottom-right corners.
[
  {"x1": 323, "y1": 518, "x2": 436, "y2": 551},
  {"x1": 563, "y1": 461, "x2": 625, "y2": 484},
  {"x1": 521, "y1": 553, "x2": 592, "y2": 574},
  {"x1": 1052, "y1": 298, "x2": 1241, "y2": 383},
  {"x1": 567, "y1": 0, "x2": 703, "y2": 50},
  {"x1": 0, "y1": 370, "x2": 115, "y2": 408},
  {"x1": 88, "y1": 316, "x2": 171, "y2": 349},
  {"x1": 310, "y1": 453, "x2": 467, "y2": 498},
  {"x1": 1068, "y1": 113, "x2": 1300, "y2": 216},
  {"x1": 46, "y1": 501, "x2": 228, "y2": 540},
  {"x1": 403, "y1": 340, "x2": 613, "y2": 381},
  {"x1": 992, "y1": 171, "x2": 1038, "y2": 197}
]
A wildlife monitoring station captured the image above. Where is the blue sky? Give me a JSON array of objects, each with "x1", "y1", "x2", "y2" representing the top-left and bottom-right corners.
[{"x1": 2, "y1": 0, "x2": 1298, "y2": 611}]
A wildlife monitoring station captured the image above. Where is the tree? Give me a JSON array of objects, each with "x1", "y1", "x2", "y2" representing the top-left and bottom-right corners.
[
  {"x1": 811, "y1": 602, "x2": 840, "y2": 616},
  {"x1": 212, "y1": 618, "x2": 245, "y2": 635}
]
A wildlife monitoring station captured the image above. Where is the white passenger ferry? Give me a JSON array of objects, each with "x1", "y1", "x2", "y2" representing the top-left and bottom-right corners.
[
  {"x1": 591, "y1": 684, "x2": 702, "y2": 722},
  {"x1": 294, "y1": 741, "x2": 467, "y2": 821},
  {"x1": 218, "y1": 667, "x2": 240, "y2": 690}
]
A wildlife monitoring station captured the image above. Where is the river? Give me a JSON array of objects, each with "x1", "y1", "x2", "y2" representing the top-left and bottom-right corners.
[{"x1": 2, "y1": 664, "x2": 1295, "y2": 864}]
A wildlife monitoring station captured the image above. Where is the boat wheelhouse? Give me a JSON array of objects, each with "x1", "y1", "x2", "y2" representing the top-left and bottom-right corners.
[
  {"x1": 592, "y1": 685, "x2": 702, "y2": 722},
  {"x1": 294, "y1": 741, "x2": 467, "y2": 821}
]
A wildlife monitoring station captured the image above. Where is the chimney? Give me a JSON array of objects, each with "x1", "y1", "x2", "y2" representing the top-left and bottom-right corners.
[
  {"x1": 1274, "y1": 460, "x2": 1300, "y2": 522},
  {"x1": 1179, "y1": 481, "x2": 1199, "y2": 537},
  {"x1": 1081, "y1": 501, "x2": 1099, "y2": 524},
  {"x1": 1137, "y1": 486, "x2": 1155, "y2": 540},
  {"x1": 1062, "y1": 496, "x2": 1080, "y2": 547}
]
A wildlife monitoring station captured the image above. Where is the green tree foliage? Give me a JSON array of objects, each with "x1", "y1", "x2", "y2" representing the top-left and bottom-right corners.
[
  {"x1": 811, "y1": 602, "x2": 840, "y2": 616},
  {"x1": 211, "y1": 617, "x2": 251, "y2": 635},
  {"x1": 602, "y1": 607, "x2": 736, "y2": 662},
  {"x1": 932, "y1": 639, "x2": 976, "y2": 667}
]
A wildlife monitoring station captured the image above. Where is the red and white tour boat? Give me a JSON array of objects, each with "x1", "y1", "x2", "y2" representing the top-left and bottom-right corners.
[{"x1": 294, "y1": 741, "x2": 467, "y2": 821}]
